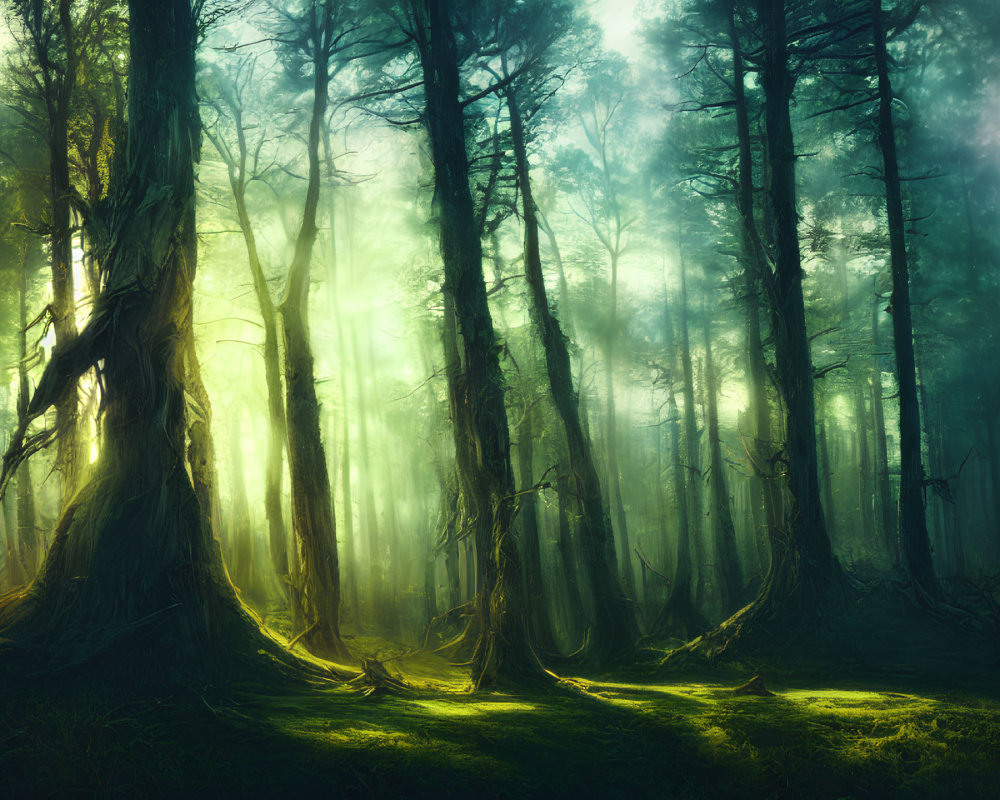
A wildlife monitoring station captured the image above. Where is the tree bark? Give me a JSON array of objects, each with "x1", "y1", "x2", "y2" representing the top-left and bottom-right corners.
[
  {"x1": 872, "y1": 0, "x2": 938, "y2": 600},
  {"x1": 276, "y1": 5, "x2": 349, "y2": 660},
  {"x1": 0, "y1": 0, "x2": 284, "y2": 678},
  {"x1": 415, "y1": 0, "x2": 546, "y2": 688},
  {"x1": 703, "y1": 313, "x2": 742, "y2": 612},
  {"x1": 16, "y1": 244, "x2": 37, "y2": 579},
  {"x1": 506, "y1": 76, "x2": 638, "y2": 661}
]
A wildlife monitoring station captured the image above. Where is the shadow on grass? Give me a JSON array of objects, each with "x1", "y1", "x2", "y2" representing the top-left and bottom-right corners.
[{"x1": 2, "y1": 641, "x2": 999, "y2": 799}]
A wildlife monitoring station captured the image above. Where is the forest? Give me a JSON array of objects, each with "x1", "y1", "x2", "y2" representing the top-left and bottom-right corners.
[{"x1": 0, "y1": 0, "x2": 998, "y2": 796}]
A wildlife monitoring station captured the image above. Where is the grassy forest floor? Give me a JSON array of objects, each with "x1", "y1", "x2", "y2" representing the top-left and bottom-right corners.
[{"x1": 2, "y1": 620, "x2": 1000, "y2": 800}]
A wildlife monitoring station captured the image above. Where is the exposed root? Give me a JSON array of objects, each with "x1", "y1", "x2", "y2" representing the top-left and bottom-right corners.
[
  {"x1": 730, "y1": 674, "x2": 774, "y2": 697},
  {"x1": 348, "y1": 657, "x2": 407, "y2": 696}
]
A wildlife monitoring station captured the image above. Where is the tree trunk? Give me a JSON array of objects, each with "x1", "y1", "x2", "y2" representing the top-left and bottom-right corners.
[
  {"x1": 819, "y1": 414, "x2": 836, "y2": 541},
  {"x1": 514, "y1": 403, "x2": 557, "y2": 653},
  {"x1": 275, "y1": 7, "x2": 348, "y2": 660},
  {"x1": 854, "y1": 387, "x2": 876, "y2": 554},
  {"x1": 870, "y1": 289, "x2": 897, "y2": 562},
  {"x1": 703, "y1": 313, "x2": 742, "y2": 612},
  {"x1": 506, "y1": 77, "x2": 637, "y2": 662},
  {"x1": 415, "y1": 0, "x2": 545, "y2": 688},
  {"x1": 211, "y1": 96, "x2": 290, "y2": 588},
  {"x1": 49, "y1": 0, "x2": 81, "y2": 504},
  {"x1": 0, "y1": 0, "x2": 283, "y2": 678},
  {"x1": 678, "y1": 0, "x2": 841, "y2": 659},
  {"x1": 872, "y1": 0, "x2": 938, "y2": 600},
  {"x1": 652, "y1": 383, "x2": 706, "y2": 639},
  {"x1": 16, "y1": 244, "x2": 38, "y2": 580},
  {"x1": 677, "y1": 253, "x2": 706, "y2": 606},
  {"x1": 730, "y1": 1, "x2": 781, "y2": 579}
]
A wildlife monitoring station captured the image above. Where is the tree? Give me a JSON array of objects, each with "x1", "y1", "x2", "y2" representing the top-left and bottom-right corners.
[
  {"x1": 203, "y1": 58, "x2": 291, "y2": 599},
  {"x1": 501, "y1": 6, "x2": 640, "y2": 661},
  {"x1": 0, "y1": 0, "x2": 283, "y2": 678},
  {"x1": 870, "y1": 0, "x2": 939, "y2": 601},
  {"x1": 671, "y1": 0, "x2": 844, "y2": 660},
  {"x1": 408, "y1": 0, "x2": 548, "y2": 688}
]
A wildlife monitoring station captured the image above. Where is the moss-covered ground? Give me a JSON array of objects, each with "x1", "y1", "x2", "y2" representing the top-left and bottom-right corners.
[{"x1": 2, "y1": 634, "x2": 999, "y2": 799}]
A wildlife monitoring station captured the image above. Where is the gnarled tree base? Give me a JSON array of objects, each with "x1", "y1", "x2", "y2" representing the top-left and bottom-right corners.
[{"x1": 0, "y1": 465, "x2": 342, "y2": 686}]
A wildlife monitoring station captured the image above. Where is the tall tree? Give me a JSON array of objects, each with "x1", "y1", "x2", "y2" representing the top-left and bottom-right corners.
[
  {"x1": 9, "y1": 0, "x2": 82, "y2": 503},
  {"x1": 409, "y1": 0, "x2": 548, "y2": 688},
  {"x1": 272, "y1": 0, "x2": 354, "y2": 660},
  {"x1": 870, "y1": 0, "x2": 938, "y2": 600},
  {"x1": 0, "y1": 0, "x2": 282, "y2": 676},
  {"x1": 503, "y1": 30, "x2": 639, "y2": 661}
]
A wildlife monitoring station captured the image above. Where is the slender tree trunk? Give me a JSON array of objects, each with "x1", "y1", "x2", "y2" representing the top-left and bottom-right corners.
[
  {"x1": 730, "y1": 2, "x2": 781, "y2": 579},
  {"x1": 819, "y1": 415, "x2": 836, "y2": 541},
  {"x1": 276, "y1": 9, "x2": 348, "y2": 660},
  {"x1": 872, "y1": 0, "x2": 938, "y2": 600},
  {"x1": 506, "y1": 77, "x2": 638, "y2": 661},
  {"x1": 350, "y1": 323, "x2": 383, "y2": 623},
  {"x1": 870, "y1": 289, "x2": 897, "y2": 562},
  {"x1": 228, "y1": 409, "x2": 254, "y2": 593},
  {"x1": 16, "y1": 245, "x2": 37, "y2": 579},
  {"x1": 210, "y1": 100, "x2": 290, "y2": 588},
  {"x1": 50, "y1": 0, "x2": 80, "y2": 505},
  {"x1": 652, "y1": 383, "x2": 706, "y2": 639},
  {"x1": 677, "y1": 253, "x2": 706, "y2": 606},
  {"x1": 604, "y1": 252, "x2": 637, "y2": 603},
  {"x1": 854, "y1": 387, "x2": 876, "y2": 553},
  {"x1": 703, "y1": 313, "x2": 742, "y2": 611},
  {"x1": 415, "y1": 0, "x2": 544, "y2": 687},
  {"x1": 989, "y1": 415, "x2": 1000, "y2": 546},
  {"x1": 515, "y1": 403, "x2": 557, "y2": 653}
]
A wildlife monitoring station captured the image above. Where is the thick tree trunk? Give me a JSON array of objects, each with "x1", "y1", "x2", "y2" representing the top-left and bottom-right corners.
[
  {"x1": 676, "y1": 0, "x2": 841, "y2": 661},
  {"x1": 506, "y1": 78, "x2": 638, "y2": 661},
  {"x1": 872, "y1": 0, "x2": 938, "y2": 601},
  {"x1": 755, "y1": 0, "x2": 838, "y2": 616},
  {"x1": 0, "y1": 0, "x2": 286, "y2": 678},
  {"x1": 416, "y1": 0, "x2": 545, "y2": 688}
]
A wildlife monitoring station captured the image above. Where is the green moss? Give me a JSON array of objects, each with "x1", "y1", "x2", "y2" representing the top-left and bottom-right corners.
[{"x1": 2, "y1": 657, "x2": 999, "y2": 799}]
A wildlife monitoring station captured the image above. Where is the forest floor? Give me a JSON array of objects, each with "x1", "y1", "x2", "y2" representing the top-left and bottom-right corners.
[{"x1": 2, "y1": 623, "x2": 999, "y2": 800}]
